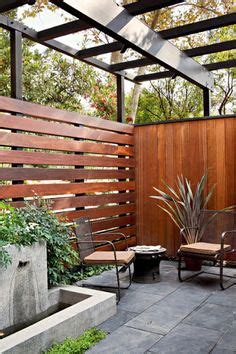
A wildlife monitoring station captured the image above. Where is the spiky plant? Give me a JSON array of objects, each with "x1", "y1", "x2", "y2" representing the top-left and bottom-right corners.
[{"x1": 151, "y1": 172, "x2": 233, "y2": 244}]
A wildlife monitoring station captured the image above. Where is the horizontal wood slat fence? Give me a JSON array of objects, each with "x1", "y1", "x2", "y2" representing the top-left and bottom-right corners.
[
  {"x1": 0, "y1": 96, "x2": 136, "y2": 250},
  {"x1": 135, "y1": 117, "x2": 236, "y2": 256},
  {"x1": 1, "y1": 96, "x2": 235, "y2": 257}
]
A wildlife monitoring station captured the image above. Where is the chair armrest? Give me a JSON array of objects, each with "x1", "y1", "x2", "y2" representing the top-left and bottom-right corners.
[
  {"x1": 99, "y1": 232, "x2": 129, "y2": 250},
  {"x1": 221, "y1": 230, "x2": 236, "y2": 252}
]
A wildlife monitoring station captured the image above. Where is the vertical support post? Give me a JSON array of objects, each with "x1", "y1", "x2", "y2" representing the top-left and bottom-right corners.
[
  {"x1": 203, "y1": 88, "x2": 210, "y2": 117},
  {"x1": 10, "y1": 30, "x2": 23, "y2": 200},
  {"x1": 117, "y1": 75, "x2": 125, "y2": 123},
  {"x1": 11, "y1": 30, "x2": 23, "y2": 99},
  {"x1": 116, "y1": 76, "x2": 127, "y2": 231}
]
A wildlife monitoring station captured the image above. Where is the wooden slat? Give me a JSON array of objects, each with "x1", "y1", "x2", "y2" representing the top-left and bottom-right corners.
[
  {"x1": 0, "y1": 150, "x2": 134, "y2": 168},
  {"x1": 97, "y1": 236, "x2": 136, "y2": 251},
  {"x1": 92, "y1": 214, "x2": 136, "y2": 233},
  {"x1": 0, "y1": 132, "x2": 134, "y2": 156},
  {"x1": 0, "y1": 96, "x2": 134, "y2": 134},
  {"x1": 0, "y1": 181, "x2": 135, "y2": 198},
  {"x1": 0, "y1": 114, "x2": 134, "y2": 145},
  {"x1": 63, "y1": 203, "x2": 135, "y2": 222},
  {"x1": 11, "y1": 193, "x2": 136, "y2": 209},
  {"x1": 0, "y1": 167, "x2": 135, "y2": 181},
  {"x1": 94, "y1": 225, "x2": 136, "y2": 242}
]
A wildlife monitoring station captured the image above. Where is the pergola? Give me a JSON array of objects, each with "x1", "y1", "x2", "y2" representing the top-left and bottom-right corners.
[{"x1": 0, "y1": 0, "x2": 235, "y2": 121}]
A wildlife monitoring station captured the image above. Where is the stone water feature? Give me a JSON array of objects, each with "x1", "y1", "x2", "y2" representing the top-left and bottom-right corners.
[
  {"x1": 0, "y1": 241, "x2": 116, "y2": 353},
  {"x1": 0, "y1": 241, "x2": 48, "y2": 332}
]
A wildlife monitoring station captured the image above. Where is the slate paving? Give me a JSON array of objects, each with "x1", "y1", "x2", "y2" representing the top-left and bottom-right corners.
[{"x1": 83, "y1": 261, "x2": 236, "y2": 354}]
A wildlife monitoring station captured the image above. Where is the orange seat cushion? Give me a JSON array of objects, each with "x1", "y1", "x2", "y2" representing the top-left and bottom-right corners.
[
  {"x1": 84, "y1": 251, "x2": 135, "y2": 265},
  {"x1": 180, "y1": 242, "x2": 231, "y2": 255}
]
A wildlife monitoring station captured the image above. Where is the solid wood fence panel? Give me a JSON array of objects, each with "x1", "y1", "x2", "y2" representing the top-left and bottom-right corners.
[
  {"x1": 135, "y1": 117, "x2": 236, "y2": 256},
  {"x1": 0, "y1": 96, "x2": 136, "y2": 249}
]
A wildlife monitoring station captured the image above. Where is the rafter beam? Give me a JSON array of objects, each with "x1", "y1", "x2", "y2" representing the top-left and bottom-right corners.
[
  {"x1": 135, "y1": 59, "x2": 236, "y2": 81},
  {"x1": 160, "y1": 13, "x2": 236, "y2": 39},
  {"x1": 0, "y1": 0, "x2": 35, "y2": 13},
  {"x1": 123, "y1": 0, "x2": 184, "y2": 16},
  {"x1": 78, "y1": 13, "x2": 236, "y2": 67},
  {"x1": 0, "y1": 14, "x2": 137, "y2": 83},
  {"x1": 111, "y1": 40, "x2": 236, "y2": 71},
  {"x1": 75, "y1": 41, "x2": 123, "y2": 59},
  {"x1": 38, "y1": 20, "x2": 92, "y2": 41},
  {"x1": 52, "y1": 0, "x2": 214, "y2": 90}
]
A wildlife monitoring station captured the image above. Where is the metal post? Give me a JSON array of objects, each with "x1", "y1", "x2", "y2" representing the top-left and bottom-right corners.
[
  {"x1": 117, "y1": 75, "x2": 125, "y2": 123},
  {"x1": 10, "y1": 30, "x2": 23, "y2": 99},
  {"x1": 203, "y1": 88, "x2": 210, "y2": 117},
  {"x1": 10, "y1": 29, "x2": 23, "y2": 199}
]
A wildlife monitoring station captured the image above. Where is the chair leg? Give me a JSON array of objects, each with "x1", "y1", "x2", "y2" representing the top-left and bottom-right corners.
[
  {"x1": 127, "y1": 264, "x2": 132, "y2": 287},
  {"x1": 177, "y1": 252, "x2": 204, "y2": 283},
  {"x1": 115, "y1": 264, "x2": 121, "y2": 304},
  {"x1": 218, "y1": 254, "x2": 236, "y2": 290},
  {"x1": 220, "y1": 253, "x2": 224, "y2": 290},
  {"x1": 178, "y1": 252, "x2": 183, "y2": 282},
  {"x1": 81, "y1": 263, "x2": 134, "y2": 304}
]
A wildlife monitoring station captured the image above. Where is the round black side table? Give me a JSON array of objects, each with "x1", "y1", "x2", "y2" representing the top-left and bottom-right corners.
[{"x1": 131, "y1": 247, "x2": 166, "y2": 283}]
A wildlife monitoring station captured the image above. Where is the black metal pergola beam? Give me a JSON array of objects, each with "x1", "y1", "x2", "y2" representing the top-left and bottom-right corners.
[
  {"x1": 135, "y1": 59, "x2": 236, "y2": 81},
  {"x1": 117, "y1": 75, "x2": 125, "y2": 123},
  {"x1": 203, "y1": 88, "x2": 210, "y2": 116},
  {"x1": 75, "y1": 41, "x2": 123, "y2": 59},
  {"x1": 38, "y1": 20, "x2": 92, "y2": 41},
  {"x1": 79, "y1": 13, "x2": 236, "y2": 67},
  {"x1": 160, "y1": 13, "x2": 236, "y2": 39},
  {"x1": 123, "y1": 0, "x2": 185, "y2": 16},
  {"x1": 52, "y1": 0, "x2": 214, "y2": 90},
  {"x1": 10, "y1": 30, "x2": 23, "y2": 99},
  {"x1": 0, "y1": 14, "x2": 137, "y2": 83},
  {"x1": 0, "y1": 0, "x2": 35, "y2": 13},
  {"x1": 111, "y1": 40, "x2": 236, "y2": 72}
]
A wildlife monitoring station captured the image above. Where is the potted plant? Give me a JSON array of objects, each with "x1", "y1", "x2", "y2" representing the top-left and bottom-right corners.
[{"x1": 151, "y1": 172, "x2": 233, "y2": 270}]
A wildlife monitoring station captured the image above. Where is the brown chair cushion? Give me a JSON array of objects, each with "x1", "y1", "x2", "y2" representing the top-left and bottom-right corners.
[
  {"x1": 84, "y1": 251, "x2": 135, "y2": 265},
  {"x1": 180, "y1": 242, "x2": 231, "y2": 255}
]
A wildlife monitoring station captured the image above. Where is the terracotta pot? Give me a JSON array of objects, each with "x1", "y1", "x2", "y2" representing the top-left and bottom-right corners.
[{"x1": 184, "y1": 256, "x2": 202, "y2": 271}]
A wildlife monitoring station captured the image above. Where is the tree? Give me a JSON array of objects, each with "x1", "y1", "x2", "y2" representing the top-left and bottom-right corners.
[
  {"x1": 123, "y1": 0, "x2": 233, "y2": 122},
  {"x1": 134, "y1": 79, "x2": 203, "y2": 123},
  {"x1": 0, "y1": 26, "x2": 97, "y2": 112},
  {"x1": 1, "y1": 1, "x2": 234, "y2": 122}
]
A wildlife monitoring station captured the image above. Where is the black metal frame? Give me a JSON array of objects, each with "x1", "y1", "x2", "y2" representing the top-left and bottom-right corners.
[
  {"x1": 178, "y1": 227, "x2": 236, "y2": 290},
  {"x1": 0, "y1": 1, "x2": 235, "y2": 121},
  {"x1": 75, "y1": 218, "x2": 134, "y2": 303}
]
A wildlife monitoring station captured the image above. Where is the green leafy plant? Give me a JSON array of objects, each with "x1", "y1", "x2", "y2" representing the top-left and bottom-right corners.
[
  {"x1": 151, "y1": 172, "x2": 234, "y2": 244},
  {"x1": 0, "y1": 200, "x2": 79, "y2": 286},
  {"x1": 45, "y1": 327, "x2": 107, "y2": 354}
]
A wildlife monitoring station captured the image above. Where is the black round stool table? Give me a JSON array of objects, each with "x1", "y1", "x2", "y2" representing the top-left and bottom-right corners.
[{"x1": 129, "y1": 245, "x2": 167, "y2": 283}]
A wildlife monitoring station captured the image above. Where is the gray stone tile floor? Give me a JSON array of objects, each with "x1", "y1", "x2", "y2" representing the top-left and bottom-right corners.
[{"x1": 77, "y1": 261, "x2": 236, "y2": 354}]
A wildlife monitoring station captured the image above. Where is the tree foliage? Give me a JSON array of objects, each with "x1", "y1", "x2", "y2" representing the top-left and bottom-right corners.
[{"x1": 0, "y1": 1, "x2": 234, "y2": 122}]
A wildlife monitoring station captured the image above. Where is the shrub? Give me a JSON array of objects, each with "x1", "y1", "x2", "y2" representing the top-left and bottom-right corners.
[
  {"x1": 45, "y1": 327, "x2": 107, "y2": 354},
  {"x1": 0, "y1": 200, "x2": 79, "y2": 286}
]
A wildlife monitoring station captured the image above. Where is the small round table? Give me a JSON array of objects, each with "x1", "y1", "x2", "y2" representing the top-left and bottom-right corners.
[{"x1": 130, "y1": 246, "x2": 166, "y2": 283}]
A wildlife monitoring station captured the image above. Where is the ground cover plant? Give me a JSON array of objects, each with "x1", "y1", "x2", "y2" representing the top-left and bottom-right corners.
[{"x1": 45, "y1": 327, "x2": 107, "y2": 354}]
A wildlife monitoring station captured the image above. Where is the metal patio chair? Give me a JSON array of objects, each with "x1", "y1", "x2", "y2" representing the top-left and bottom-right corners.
[
  {"x1": 74, "y1": 217, "x2": 135, "y2": 303},
  {"x1": 178, "y1": 210, "x2": 236, "y2": 289}
]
